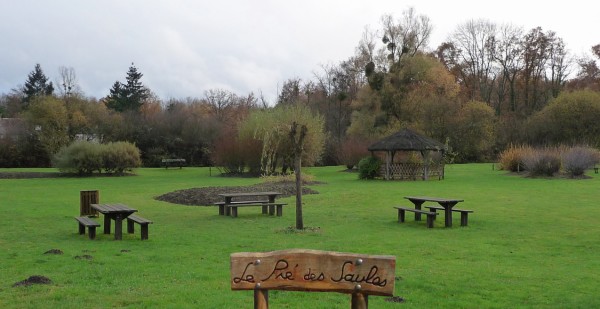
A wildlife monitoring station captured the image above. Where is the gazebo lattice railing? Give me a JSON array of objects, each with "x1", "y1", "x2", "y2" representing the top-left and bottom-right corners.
[{"x1": 379, "y1": 162, "x2": 445, "y2": 180}]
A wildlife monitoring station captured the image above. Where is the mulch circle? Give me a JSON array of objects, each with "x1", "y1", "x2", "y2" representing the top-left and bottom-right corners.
[
  {"x1": 12, "y1": 275, "x2": 52, "y2": 287},
  {"x1": 155, "y1": 181, "x2": 321, "y2": 206}
]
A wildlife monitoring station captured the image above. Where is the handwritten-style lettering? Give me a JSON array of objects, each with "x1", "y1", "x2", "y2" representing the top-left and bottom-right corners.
[
  {"x1": 303, "y1": 268, "x2": 325, "y2": 281},
  {"x1": 261, "y1": 259, "x2": 295, "y2": 281},
  {"x1": 331, "y1": 261, "x2": 387, "y2": 287},
  {"x1": 233, "y1": 262, "x2": 255, "y2": 283}
]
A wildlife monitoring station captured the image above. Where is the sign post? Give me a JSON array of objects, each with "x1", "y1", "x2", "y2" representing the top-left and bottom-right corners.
[{"x1": 231, "y1": 249, "x2": 396, "y2": 308}]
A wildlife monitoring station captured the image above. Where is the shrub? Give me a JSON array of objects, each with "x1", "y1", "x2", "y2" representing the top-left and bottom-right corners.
[
  {"x1": 102, "y1": 141, "x2": 142, "y2": 175},
  {"x1": 212, "y1": 129, "x2": 246, "y2": 174},
  {"x1": 358, "y1": 156, "x2": 381, "y2": 179},
  {"x1": 562, "y1": 146, "x2": 600, "y2": 177},
  {"x1": 498, "y1": 145, "x2": 532, "y2": 172},
  {"x1": 53, "y1": 141, "x2": 103, "y2": 175},
  {"x1": 336, "y1": 136, "x2": 372, "y2": 169},
  {"x1": 522, "y1": 147, "x2": 561, "y2": 177}
]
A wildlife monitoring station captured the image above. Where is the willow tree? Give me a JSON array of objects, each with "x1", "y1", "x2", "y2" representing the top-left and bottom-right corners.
[{"x1": 238, "y1": 104, "x2": 325, "y2": 176}]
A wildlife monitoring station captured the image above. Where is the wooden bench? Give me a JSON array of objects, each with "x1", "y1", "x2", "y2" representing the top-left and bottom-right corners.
[
  {"x1": 126, "y1": 214, "x2": 153, "y2": 240},
  {"x1": 75, "y1": 216, "x2": 100, "y2": 239},
  {"x1": 161, "y1": 158, "x2": 186, "y2": 169},
  {"x1": 425, "y1": 206, "x2": 474, "y2": 226},
  {"x1": 393, "y1": 206, "x2": 437, "y2": 228},
  {"x1": 228, "y1": 203, "x2": 288, "y2": 218}
]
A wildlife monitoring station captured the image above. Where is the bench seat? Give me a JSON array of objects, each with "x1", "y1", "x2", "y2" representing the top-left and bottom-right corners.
[
  {"x1": 425, "y1": 206, "x2": 474, "y2": 226},
  {"x1": 213, "y1": 200, "x2": 269, "y2": 206},
  {"x1": 161, "y1": 158, "x2": 186, "y2": 169},
  {"x1": 393, "y1": 206, "x2": 437, "y2": 228},
  {"x1": 75, "y1": 216, "x2": 100, "y2": 239},
  {"x1": 126, "y1": 214, "x2": 153, "y2": 240},
  {"x1": 229, "y1": 203, "x2": 288, "y2": 218}
]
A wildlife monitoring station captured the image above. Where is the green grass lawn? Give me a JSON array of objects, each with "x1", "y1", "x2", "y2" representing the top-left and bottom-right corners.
[{"x1": 0, "y1": 164, "x2": 599, "y2": 308}]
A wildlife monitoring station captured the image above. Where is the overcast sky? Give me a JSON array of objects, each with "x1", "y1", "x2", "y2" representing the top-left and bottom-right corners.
[{"x1": 1, "y1": 0, "x2": 598, "y2": 103}]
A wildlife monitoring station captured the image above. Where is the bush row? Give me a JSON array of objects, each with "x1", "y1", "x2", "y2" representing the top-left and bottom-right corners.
[
  {"x1": 499, "y1": 145, "x2": 600, "y2": 177},
  {"x1": 53, "y1": 141, "x2": 141, "y2": 175}
]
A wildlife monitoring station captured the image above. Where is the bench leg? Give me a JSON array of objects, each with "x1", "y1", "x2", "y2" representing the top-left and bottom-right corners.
[
  {"x1": 78, "y1": 223, "x2": 85, "y2": 235},
  {"x1": 230, "y1": 206, "x2": 238, "y2": 218},
  {"x1": 428, "y1": 208, "x2": 437, "y2": 220},
  {"x1": 103, "y1": 215, "x2": 111, "y2": 234},
  {"x1": 127, "y1": 219, "x2": 135, "y2": 233},
  {"x1": 276, "y1": 205, "x2": 283, "y2": 216},
  {"x1": 140, "y1": 224, "x2": 149, "y2": 240},
  {"x1": 88, "y1": 226, "x2": 97, "y2": 239},
  {"x1": 397, "y1": 209, "x2": 406, "y2": 223},
  {"x1": 262, "y1": 205, "x2": 268, "y2": 214},
  {"x1": 218, "y1": 205, "x2": 224, "y2": 216},
  {"x1": 426, "y1": 215, "x2": 435, "y2": 228},
  {"x1": 225, "y1": 206, "x2": 231, "y2": 216},
  {"x1": 460, "y1": 212, "x2": 469, "y2": 226},
  {"x1": 268, "y1": 205, "x2": 275, "y2": 215}
]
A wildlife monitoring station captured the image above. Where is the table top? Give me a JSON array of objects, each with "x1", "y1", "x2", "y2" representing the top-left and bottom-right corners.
[
  {"x1": 218, "y1": 192, "x2": 281, "y2": 198},
  {"x1": 91, "y1": 203, "x2": 138, "y2": 214},
  {"x1": 404, "y1": 196, "x2": 464, "y2": 203}
]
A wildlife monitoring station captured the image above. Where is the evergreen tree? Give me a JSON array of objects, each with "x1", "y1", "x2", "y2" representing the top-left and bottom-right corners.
[
  {"x1": 105, "y1": 63, "x2": 149, "y2": 112},
  {"x1": 23, "y1": 63, "x2": 54, "y2": 105}
]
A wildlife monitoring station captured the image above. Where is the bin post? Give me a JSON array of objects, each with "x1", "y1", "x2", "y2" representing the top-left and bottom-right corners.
[{"x1": 80, "y1": 190, "x2": 99, "y2": 217}]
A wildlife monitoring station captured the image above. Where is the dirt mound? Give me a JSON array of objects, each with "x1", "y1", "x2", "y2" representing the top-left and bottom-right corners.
[
  {"x1": 156, "y1": 181, "x2": 321, "y2": 206},
  {"x1": 43, "y1": 249, "x2": 63, "y2": 255},
  {"x1": 385, "y1": 296, "x2": 405, "y2": 303},
  {"x1": 13, "y1": 275, "x2": 52, "y2": 287}
]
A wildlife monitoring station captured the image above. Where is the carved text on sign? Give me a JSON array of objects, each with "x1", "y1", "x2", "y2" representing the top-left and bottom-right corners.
[{"x1": 230, "y1": 249, "x2": 395, "y2": 296}]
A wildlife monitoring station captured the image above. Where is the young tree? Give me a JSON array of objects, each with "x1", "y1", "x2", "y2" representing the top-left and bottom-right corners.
[
  {"x1": 23, "y1": 63, "x2": 54, "y2": 105},
  {"x1": 289, "y1": 122, "x2": 307, "y2": 230}
]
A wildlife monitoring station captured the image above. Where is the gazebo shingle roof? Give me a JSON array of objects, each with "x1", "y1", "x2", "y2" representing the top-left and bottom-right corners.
[{"x1": 368, "y1": 128, "x2": 446, "y2": 152}]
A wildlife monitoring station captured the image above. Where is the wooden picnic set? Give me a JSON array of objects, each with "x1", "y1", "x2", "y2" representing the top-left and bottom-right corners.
[
  {"x1": 75, "y1": 190, "x2": 153, "y2": 240},
  {"x1": 394, "y1": 196, "x2": 474, "y2": 228}
]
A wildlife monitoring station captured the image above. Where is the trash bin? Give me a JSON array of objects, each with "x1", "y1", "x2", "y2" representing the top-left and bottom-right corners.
[{"x1": 80, "y1": 190, "x2": 99, "y2": 217}]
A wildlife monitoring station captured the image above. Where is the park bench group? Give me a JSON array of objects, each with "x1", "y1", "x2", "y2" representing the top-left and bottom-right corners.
[{"x1": 74, "y1": 189, "x2": 473, "y2": 242}]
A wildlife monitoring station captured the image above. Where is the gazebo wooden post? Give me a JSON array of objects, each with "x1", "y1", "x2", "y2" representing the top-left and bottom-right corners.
[
  {"x1": 421, "y1": 150, "x2": 430, "y2": 180},
  {"x1": 385, "y1": 151, "x2": 392, "y2": 180}
]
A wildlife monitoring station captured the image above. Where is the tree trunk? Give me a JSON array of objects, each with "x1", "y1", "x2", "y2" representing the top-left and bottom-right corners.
[
  {"x1": 295, "y1": 154, "x2": 303, "y2": 230},
  {"x1": 290, "y1": 122, "x2": 307, "y2": 230}
]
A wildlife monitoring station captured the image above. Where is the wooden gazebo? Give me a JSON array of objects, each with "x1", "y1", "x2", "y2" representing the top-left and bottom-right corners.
[{"x1": 368, "y1": 128, "x2": 446, "y2": 180}]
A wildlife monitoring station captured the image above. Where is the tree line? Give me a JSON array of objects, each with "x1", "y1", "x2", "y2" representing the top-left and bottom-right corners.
[{"x1": 1, "y1": 8, "x2": 599, "y2": 169}]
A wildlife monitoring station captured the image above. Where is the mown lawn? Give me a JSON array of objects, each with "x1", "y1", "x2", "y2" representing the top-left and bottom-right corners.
[{"x1": 0, "y1": 164, "x2": 598, "y2": 308}]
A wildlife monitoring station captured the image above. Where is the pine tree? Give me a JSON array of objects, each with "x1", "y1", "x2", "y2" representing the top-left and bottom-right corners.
[
  {"x1": 23, "y1": 63, "x2": 54, "y2": 105},
  {"x1": 105, "y1": 63, "x2": 149, "y2": 112}
]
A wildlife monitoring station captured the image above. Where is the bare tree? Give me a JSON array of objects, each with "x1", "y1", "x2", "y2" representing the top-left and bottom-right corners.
[
  {"x1": 451, "y1": 19, "x2": 498, "y2": 103},
  {"x1": 204, "y1": 88, "x2": 234, "y2": 122},
  {"x1": 379, "y1": 8, "x2": 432, "y2": 65},
  {"x1": 57, "y1": 66, "x2": 81, "y2": 98},
  {"x1": 490, "y1": 24, "x2": 524, "y2": 113}
]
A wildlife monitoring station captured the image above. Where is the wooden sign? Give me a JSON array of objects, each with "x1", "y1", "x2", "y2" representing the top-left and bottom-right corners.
[{"x1": 231, "y1": 249, "x2": 395, "y2": 296}]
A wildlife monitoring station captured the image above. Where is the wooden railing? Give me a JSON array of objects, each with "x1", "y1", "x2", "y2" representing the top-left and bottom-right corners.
[{"x1": 379, "y1": 163, "x2": 444, "y2": 180}]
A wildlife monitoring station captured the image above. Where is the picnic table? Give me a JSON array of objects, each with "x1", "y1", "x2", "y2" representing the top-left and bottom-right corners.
[
  {"x1": 216, "y1": 192, "x2": 283, "y2": 217},
  {"x1": 404, "y1": 196, "x2": 464, "y2": 227},
  {"x1": 91, "y1": 203, "x2": 137, "y2": 240}
]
